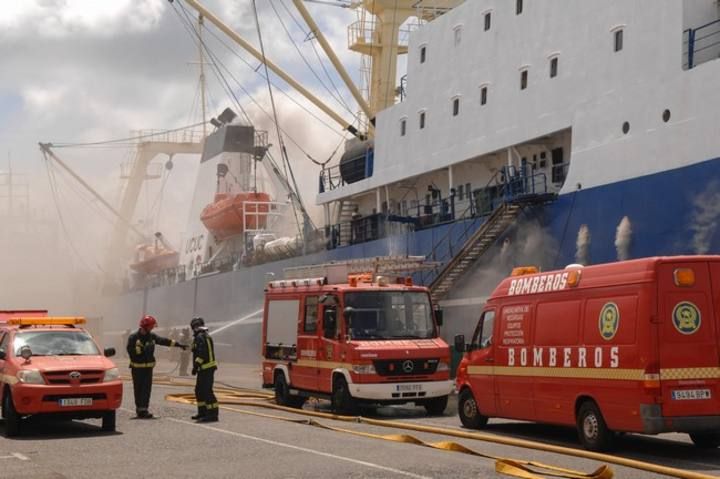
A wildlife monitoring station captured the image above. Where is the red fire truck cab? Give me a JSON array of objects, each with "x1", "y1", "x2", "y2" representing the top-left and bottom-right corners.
[
  {"x1": 261, "y1": 261, "x2": 453, "y2": 415},
  {"x1": 0, "y1": 312, "x2": 122, "y2": 437},
  {"x1": 455, "y1": 256, "x2": 720, "y2": 450}
]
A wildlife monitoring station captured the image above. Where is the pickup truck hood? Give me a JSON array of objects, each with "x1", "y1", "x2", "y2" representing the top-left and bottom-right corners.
[{"x1": 20, "y1": 356, "x2": 113, "y2": 371}]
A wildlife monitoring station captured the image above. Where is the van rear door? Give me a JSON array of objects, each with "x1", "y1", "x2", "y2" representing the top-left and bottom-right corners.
[{"x1": 658, "y1": 260, "x2": 720, "y2": 417}]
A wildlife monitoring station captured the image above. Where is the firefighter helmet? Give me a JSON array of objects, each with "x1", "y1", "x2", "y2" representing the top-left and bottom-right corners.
[
  {"x1": 190, "y1": 317, "x2": 205, "y2": 330},
  {"x1": 139, "y1": 315, "x2": 157, "y2": 331}
]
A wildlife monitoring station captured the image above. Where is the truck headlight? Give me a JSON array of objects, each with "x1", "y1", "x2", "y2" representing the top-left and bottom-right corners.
[
  {"x1": 352, "y1": 364, "x2": 376, "y2": 374},
  {"x1": 17, "y1": 369, "x2": 45, "y2": 384},
  {"x1": 436, "y1": 361, "x2": 450, "y2": 372},
  {"x1": 103, "y1": 368, "x2": 120, "y2": 382}
]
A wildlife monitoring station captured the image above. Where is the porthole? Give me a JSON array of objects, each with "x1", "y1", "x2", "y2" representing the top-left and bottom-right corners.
[
  {"x1": 622, "y1": 121, "x2": 630, "y2": 134},
  {"x1": 663, "y1": 109, "x2": 671, "y2": 123}
]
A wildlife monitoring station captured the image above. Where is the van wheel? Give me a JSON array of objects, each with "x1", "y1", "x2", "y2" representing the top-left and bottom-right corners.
[
  {"x1": 690, "y1": 432, "x2": 720, "y2": 448},
  {"x1": 577, "y1": 401, "x2": 613, "y2": 451},
  {"x1": 332, "y1": 377, "x2": 357, "y2": 415},
  {"x1": 458, "y1": 389, "x2": 488, "y2": 429},
  {"x1": 101, "y1": 411, "x2": 116, "y2": 432},
  {"x1": 3, "y1": 392, "x2": 20, "y2": 438},
  {"x1": 423, "y1": 395, "x2": 448, "y2": 416}
]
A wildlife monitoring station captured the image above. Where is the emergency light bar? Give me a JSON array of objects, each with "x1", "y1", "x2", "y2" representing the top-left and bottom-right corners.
[
  {"x1": 267, "y1": 277, "x2": 326, "y2": 289},
  {"x1": 7, "y1": 317, "x2": 86, "y2": 326}
]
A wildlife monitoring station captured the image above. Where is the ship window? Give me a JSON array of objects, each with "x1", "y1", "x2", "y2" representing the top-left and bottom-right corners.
[
  {"x1": 466, "y1": 183, "x2": 471, "y2": 198},
  {"x1": 480, "y1": 86, "x2": 488, "y2": 105},
  {"x1": 622, "y1": 121, "x2": 630, "y2": 134},
  {"x1": 457, "y1": 184, "x2": 464, "y2": 200},
  {"x1": 663, "y1": 109, "x2": 671, "y2": 122},
  {"x1": 304, "y1": 296, "x2": 318, "y2": 333},
  {"x1": 484, "y1": 13, "x2": 492, "y2": 31},
  {"x1": 614, "y1": 29, "x2": 623, "y2": 52},
  {"x1": 520, "y1": 70, "x2": 528, "y2": 90},
  {"x1": 400, "y1": 118, "x2": 407, "y2": 136},
  {"x1": 452, "y1": 97, "x2": 460, "y2": 117},
  {"x1": 454, "y1": 26, "x2": 462, "y2": 46},
  {"x1": 419, "y1": 111, "x2": 426, "y2": 129},
  {"x1": 550, "y1": 57, "x2": 558, "y2": 78},
  {"x1": 516, "y1": 0, "x2": 523, "y2": 15},
  {"x1": 420, "y1": 46, "x2": 427, "y2": 63}
]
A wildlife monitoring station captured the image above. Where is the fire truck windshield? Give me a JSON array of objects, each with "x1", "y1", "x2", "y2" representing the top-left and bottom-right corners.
[
  {"x1": 345, "y1": 291, "x2": 436, "y2": 340},
  {"x1": 13, "y1": 331, "x2": 100, "y2": 357}
]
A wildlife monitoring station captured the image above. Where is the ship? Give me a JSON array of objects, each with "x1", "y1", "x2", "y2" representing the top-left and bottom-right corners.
[{"x1": 94, "y1": 0, "x2": 720, "y2": 360}]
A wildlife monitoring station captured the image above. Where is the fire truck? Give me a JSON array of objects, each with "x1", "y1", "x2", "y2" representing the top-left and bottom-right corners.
[
  {"x1": 261, "y1": 257, "x2": 453, "y2": 415},
  {"x1": 0, "y1": 311, "x2": 122, "y2": 436},
  {"x1": 455, "y1": 256, "x2": 720, "y2": 451}
]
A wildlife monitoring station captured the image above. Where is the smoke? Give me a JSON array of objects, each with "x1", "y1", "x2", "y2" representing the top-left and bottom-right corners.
[
  {"x1": 615, "y1": 216, "x2": 632, "y2": 260},
  {"x1": 690, "y1": 181, "x2": 720, "y2": 254},
  {"x1": 575, "y1": 224, "x2": 591, "y2": 265}
]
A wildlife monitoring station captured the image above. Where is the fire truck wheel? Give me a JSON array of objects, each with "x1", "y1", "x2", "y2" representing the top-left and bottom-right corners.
[
  {"x1": 423, "y1": 395, "x2": 448, "y2": 416},
  {"x1": 3, "y1": 392, "x2": 21, "y2": 438},
  {"x1": 274, "y1": 372, "x2": 291, "y2": 406},
  {"x1": 331, "y1": 377, "x2": 357, "y2": 415},
  {"x1": 577, "y1": 401, "x2": 613, "y2": 451},
  {"x1": 102, "y1": 411, "x2": 116, "y2": 432},
  {"x1": 458, "y1": 388, "x2": 488, "y2": 429},
  {"x1": 689, "y1": 432, "x2": 720, "y2": 448}
]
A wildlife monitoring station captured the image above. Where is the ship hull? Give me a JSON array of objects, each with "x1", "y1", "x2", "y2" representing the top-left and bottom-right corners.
[{"x1": 103, "y1": 155, "x2": 720, "y2": 350}]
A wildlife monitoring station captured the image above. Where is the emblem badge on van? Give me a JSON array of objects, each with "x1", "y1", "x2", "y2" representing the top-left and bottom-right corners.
[
  {"x1": 599, "y1": 303, "x2": 619, "y2": 340},
  {"x1": 672, "y1": 301, "x2": 701, "y2": 335},
  {"x1": 402, "y1": 360, "x2": 414, "y2": 373}
]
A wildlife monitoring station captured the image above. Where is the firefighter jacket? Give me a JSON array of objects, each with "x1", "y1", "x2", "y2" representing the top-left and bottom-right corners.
[
  {"x1": 192, "y1": 329, "x2": 218, "y2": 372},
  {"x1": 127, "y1": 330, "x2": 177, "y2": 369}
]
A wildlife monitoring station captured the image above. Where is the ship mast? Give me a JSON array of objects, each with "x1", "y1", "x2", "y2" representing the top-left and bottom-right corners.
[{"x1": 197, "y1": 14, "x2": 208, "y2": 139}]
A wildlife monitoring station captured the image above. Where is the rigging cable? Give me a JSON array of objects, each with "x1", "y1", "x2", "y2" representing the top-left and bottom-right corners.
[
  {"x1": 270, "y1": 0, "x2": 356, "y2": 118},
  {"x1": 50, "y1": 121, "x2": 207, "y2": 149},
  {"x1": 42, "y1": 153, "x2": 106, "y2": 274},
  {"x1": 250, "y1": 0, "x2": 304, "y2": 238}
]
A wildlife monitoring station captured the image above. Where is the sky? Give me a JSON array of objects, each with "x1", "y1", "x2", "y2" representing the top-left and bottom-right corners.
[{"x1": 0, "y1": 0, "x2": 365, "y2": 278}]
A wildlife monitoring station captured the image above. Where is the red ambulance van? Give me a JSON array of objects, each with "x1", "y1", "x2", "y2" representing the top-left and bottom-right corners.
[
  {"x1": 455, "y1": 256, "x2": 720, "y2": 451},
  {"x1": 261, "y1": 260, "x2": 453, "y2": 415}
]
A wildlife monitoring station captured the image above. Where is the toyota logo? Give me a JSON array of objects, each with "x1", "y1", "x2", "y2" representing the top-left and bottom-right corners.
[
  {"x1": 402, "y1": 360, "x2": 414, "y2": 373},
  {"x1": 69, "y1": 371, "x2": 81, "y2": 379}
]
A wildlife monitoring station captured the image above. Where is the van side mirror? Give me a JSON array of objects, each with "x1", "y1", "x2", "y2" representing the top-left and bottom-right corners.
[
  {"x1": 435, "y1": 309, "x2": 444, "y2": 326},
  {"x1": 104, "y1": 347, "x2": 116, "y2": 358},
  {"x1": 343, "y1": 306, "x2": 354, "y2": 319},
  {"x1": 0, "y1": 349, "x2": 5, "y2": 360},
  {"x1": 454, "y1": 334, "x2": 466, "y2": 353}
]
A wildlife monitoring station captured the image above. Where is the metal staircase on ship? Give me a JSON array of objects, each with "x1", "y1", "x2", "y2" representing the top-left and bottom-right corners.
[{"x1": 422, "y1": 167, "x2": 557, "y2": 304}]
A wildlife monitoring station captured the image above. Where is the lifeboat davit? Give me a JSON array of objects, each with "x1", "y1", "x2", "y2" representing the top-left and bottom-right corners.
[
  {"x1": 200, "y1": 192, "x2": 271, "y2": 240},
  {"x1": 129, "y1": 245, "x2": 179, "y2": 274}
]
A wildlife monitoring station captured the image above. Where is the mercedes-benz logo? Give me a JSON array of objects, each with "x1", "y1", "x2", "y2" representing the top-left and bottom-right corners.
[
  {"x1": 402, "y1": 360, "x2": 414, "y2": 373},
  {"x1": 69, "y1": 371, "x2": 81, "y2": 379}
]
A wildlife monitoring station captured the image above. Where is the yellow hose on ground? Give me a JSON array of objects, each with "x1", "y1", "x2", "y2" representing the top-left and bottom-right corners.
[{"x1": 149, "y1": 377, "x2": 716, "y2": 479}]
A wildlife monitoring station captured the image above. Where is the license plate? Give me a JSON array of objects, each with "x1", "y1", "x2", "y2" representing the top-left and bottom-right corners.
[
  {"x1": 672, "y1": 389, "x2": 711, "y2": 400},
  {"x1": 396, "y1": 384, "x2": 422, "y2": 392},
  {"x1": 59, "y1": 398, "x2": 93, "y2": 407}
]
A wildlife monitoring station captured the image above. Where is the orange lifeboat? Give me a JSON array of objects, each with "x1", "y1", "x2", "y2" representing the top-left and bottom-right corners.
[
  {"x1": 130, "y1": 244, "x2": 179, "y2": 274},
  {"x1": 200, "y1": 192, "x2": 271, "y2": 240}
]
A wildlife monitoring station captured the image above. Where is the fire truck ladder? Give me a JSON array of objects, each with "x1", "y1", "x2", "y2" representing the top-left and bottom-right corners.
[
  {"x1": 284, "y1": 255, "x2": 440, "y2": 281},
  {"x1": 429, "y1": 202, "x2": 523, "y2": 303}
]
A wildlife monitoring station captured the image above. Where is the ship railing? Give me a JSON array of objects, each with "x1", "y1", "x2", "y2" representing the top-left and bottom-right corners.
[
  {"x1": 683, "y1": 18, "x2": 720, "y2": 70},
  {"x1": 348, "y1": 20, "x2": 412, "y2": 51},
  {"x1": 130, "y1": 129, "x2": 205, "y2": 144},
  {"x1": 319, "y1": 164, "x2": 346, "y2": 193},
  {"x1": 242, "y1": 200, "x2": 288, "y2": 234}
]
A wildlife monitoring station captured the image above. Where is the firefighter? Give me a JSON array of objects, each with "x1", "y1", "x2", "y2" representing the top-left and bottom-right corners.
[
  {"x1": 127, "y1": 315, "x2": 188, "y2": 419},
  {"x1": 190, "y1": 317, "x2": 219, "y2": 422}
]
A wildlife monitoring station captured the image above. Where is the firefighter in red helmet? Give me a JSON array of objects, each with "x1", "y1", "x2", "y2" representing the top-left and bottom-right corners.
[{"x1": 127, "y1": 315, "x2": 188, "y2": 418}]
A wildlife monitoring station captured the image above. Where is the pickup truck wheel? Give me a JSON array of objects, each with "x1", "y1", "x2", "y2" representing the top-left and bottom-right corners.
[
  {"x1": 102, "y1": 411, "x2": 116, "y2": 432},
  {"x1": 331, "y1": 377, "x2": 357, "y2": 415},
  {"x1": 577, "y1": 401, "x2": 613, "y2": 451},
  {"x1": 690, "y1": 432, "x2": 720, "y2": 448},
  {"x1": 458, "y1": 388, "x2": 488, "y2": 429},
  {"x1": 423, "y1": 395, "x2": 448, "y2": 416},
  {"x1": 3, "y1": 393, "x2": 20, "y2": 438}
]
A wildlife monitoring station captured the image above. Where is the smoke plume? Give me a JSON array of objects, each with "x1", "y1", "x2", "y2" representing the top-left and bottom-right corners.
[
  {"x1": 615, "y1": 216, "x2": 632, "y2": 260},
  {"x1": 690, "y1": 181, "x2": 720, "y2": 254},
  {"x1": 575, "y1": 224, "x2": 591, "y2": 265}
]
